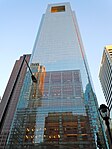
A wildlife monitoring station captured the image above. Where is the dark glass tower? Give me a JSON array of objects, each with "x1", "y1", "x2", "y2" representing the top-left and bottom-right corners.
[
  {"x1": 6, "y1": 3, "x2": 109, "y2": 149},
  {"x1": 0, "y1": 54, "x2": 31, "y2": 149}
]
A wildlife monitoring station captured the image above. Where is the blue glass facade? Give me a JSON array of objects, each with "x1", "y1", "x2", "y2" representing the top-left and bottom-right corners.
[{"x1": 6, "y1": 2, "x2": 109, "y2": 149}]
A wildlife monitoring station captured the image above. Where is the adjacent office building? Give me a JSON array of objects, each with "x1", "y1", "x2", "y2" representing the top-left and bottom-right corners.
[
  {"x1": 99, "y1": 45, "x2": 112, "y2": 117},
  {"x1": 5, "y1": 3, "x2": 109, "y2": 149},
  {"x1": 0, "y1": 54, "x2": 31, "y2": 149},
  {"x1": 99, "y1": 45, "x2": 112, "y2": 148}
]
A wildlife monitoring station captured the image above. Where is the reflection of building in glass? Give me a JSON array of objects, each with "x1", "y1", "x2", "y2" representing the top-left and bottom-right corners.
[
  {"x1": 0, "y1": 54, "x2": 31, "y2": 149},
  {"x1": 84, "y1": 83, "x2": 108, "y2": 147},
  {"x1": 6, "y1": 63, "x2": 46, "y2": 148},
  {"x1": 6, "y1": 2, "x2": 109, "y2": 149},
  {"x1": 44, "y1": 112, "x2": 95, "y2": 148}
]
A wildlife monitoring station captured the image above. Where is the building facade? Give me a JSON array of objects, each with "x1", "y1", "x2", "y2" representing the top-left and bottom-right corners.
[
  {"x1": 0, "y1": 54, "x2": 31, "y2": 149},
  {"x1": 99, "y1": 45, "x2": 112, "y2": 116},
  {"x1": 6, "y1": 3, "x2": 108, "y2": 149},
  {"x1": 99, "y1": 45, "x2": 112, "y2": 148}
]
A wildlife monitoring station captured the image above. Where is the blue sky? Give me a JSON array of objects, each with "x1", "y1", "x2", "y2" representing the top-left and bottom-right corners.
[{"x1": 0, "y1": 0, "x2": 112, "y2": 105}]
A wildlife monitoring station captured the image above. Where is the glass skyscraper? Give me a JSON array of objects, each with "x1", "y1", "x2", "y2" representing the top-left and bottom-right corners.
[{"x1": 6, "y1": 3, "x2": 109, "y2": 149}]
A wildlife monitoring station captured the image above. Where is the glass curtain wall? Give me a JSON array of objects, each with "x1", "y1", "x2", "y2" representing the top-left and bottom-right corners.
[{"x1": 6, "y1": 2, "x2": 109, "y2": 149}]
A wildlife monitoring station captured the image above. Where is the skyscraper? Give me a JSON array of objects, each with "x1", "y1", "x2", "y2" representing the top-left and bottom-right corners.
[
  {"x1": 6, "y1": 3, "x2": 108, "y2": 149},
  {"x1": 99, "y1": 45, "x2": 112, "y2": 148},
  {"x1": 99, "y1": 45, "x2": 112, "y2": 117},
  {"x1": 0, "y1": 54, "x2": 31, "y2": 149}
]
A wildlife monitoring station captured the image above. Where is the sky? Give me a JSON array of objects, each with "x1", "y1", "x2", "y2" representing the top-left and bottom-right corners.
[{"x1": 0, "y1": 0, "x2": 112, "y2": 106}]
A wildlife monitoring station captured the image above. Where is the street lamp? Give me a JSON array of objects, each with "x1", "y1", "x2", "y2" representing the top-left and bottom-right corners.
[
  {"x1": 99, "y1": 104, "x2": 112, "y2": 145},
  {"x1": 24, "y1": 58, "x2": 37, "y2": 83}
]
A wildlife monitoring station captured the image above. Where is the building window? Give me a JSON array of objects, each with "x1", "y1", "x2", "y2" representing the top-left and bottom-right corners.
[{"x1": 51, "y1": 6, "x2": 65, "y2": 13}]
